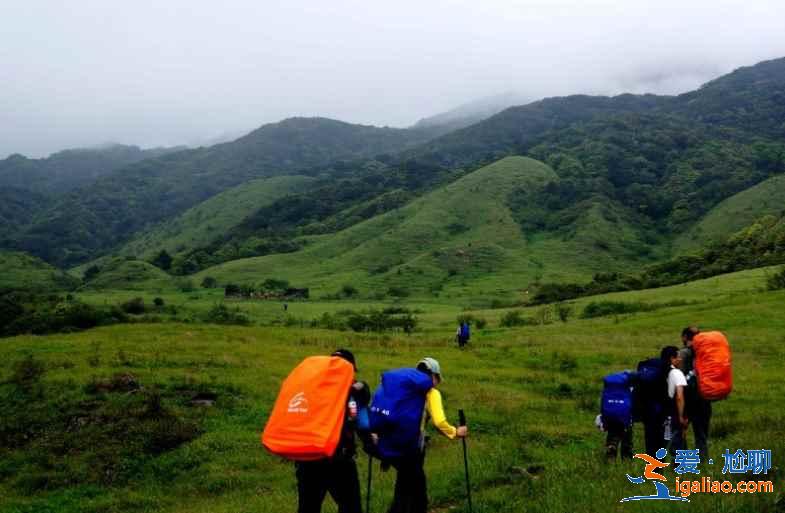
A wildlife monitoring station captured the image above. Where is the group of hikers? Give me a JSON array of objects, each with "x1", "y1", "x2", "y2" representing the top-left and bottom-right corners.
[
  {"x1": 261, "y1": 324, "x2": 731, "y2": 513},
  {"x1": 599, "y1": 326, "x2": 732, "y2": 461},
  {"x1": 262, "y1": 350, "x2": 467, "y2": 513}
]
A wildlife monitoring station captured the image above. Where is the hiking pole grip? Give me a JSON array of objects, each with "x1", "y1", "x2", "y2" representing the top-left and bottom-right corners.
[{"x1": 458, "y1": 409, "x2": 473, "y2": 513}]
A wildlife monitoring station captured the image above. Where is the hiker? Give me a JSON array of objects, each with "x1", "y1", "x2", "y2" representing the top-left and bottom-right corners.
[
  {"x1": 662, "y1": 346, "x2": 688, "y2": 454},
  {"x1": 294, "y1": 349, "x2": 371, "y2": 513},
  {"x1": 599, "y1": 371, "x2": 634, "y2": 461},
  {"x1": 634, "y1": 356, "x2": 669, "y2": 457},
  {"x1": 370, "y1": 357, "x2": 468, "y2": 513},
  {"x1": 680, "y1": 326, "x2": 732, "y2": 458},
  {"x1": 459, "y1": 321, "x2": 470, "y2": 348}
]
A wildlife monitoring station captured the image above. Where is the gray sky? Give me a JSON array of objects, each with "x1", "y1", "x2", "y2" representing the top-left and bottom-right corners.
[{"x1": 1, "y1": 0, "x2": 784, "y2": 158}]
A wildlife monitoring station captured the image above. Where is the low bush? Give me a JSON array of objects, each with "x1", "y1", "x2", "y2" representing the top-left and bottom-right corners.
[
  {"x1": 1, "y1": 293, "x2": 129, "y2": 337},
  {"x1": 767, "y1": 267, "x2": 785, "y2": 291},
  {"x1": 121, "y1": 297, "x2": 146, "y2": 315},
  {"x1": 308, "y1": 308, "x2": 418, "y2": 333},
  {"x1": 581, "y1": 300, "x2": 691, "y2": 319},
  {"x1": 203, "y1": 304, "x2": 250, "y2": 325}
]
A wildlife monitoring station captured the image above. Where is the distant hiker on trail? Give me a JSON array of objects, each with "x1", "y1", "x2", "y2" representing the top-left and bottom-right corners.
[
  {"x1": 369, "y1": 357, "x2": 468, "y2": 513},
  {"x1": 458, "y1": 321, "x2": 470, "y2": 348},
  {"x1": 662, "y1": 346, "x2": 688, "y2": 454},
  {"x1": 261, "y1": 349, "x2": 371, "y2": 513},
  {"x1": 679, "y1": 326, "x2": 733, "y2": 458}
]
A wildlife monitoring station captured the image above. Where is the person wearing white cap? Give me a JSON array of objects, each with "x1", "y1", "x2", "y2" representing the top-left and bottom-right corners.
[{"x1": 386, "y1": 357, "x2": 468, "y2": 513}]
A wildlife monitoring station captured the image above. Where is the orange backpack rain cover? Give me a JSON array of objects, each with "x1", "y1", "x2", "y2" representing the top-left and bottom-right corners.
[
  {"x1": 693, "y1": 331, "x2": 732, "y2": 401},
  {"x1": 262, "y1": 356, "x2": 354, "y2": 461}
]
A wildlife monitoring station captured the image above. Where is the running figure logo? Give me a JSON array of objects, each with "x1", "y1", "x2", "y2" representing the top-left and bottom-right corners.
[
  {"x1": 287, "y1": 391, "x2": 309, "y2": 413},
  {"x1": 621, "y1": 448, "x2": 689, "y2": 502}
]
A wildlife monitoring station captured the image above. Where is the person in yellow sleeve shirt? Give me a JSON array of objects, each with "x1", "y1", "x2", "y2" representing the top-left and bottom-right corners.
[{"x1": 387, "y1": 357, "x2": 468, "y2": 513}]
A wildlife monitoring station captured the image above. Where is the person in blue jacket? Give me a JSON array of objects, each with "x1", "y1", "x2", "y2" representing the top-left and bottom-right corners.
[{"x1": 458, "y1": 321, "x2": 470, "y2": 348}]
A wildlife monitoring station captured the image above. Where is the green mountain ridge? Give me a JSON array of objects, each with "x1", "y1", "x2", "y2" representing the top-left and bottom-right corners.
[
  {"x1": 195, "y1": 157, "x2": 662, "y2": 300},
  {"x1": 0, "y1": 144, "x2": 183, "y2": 195},
  {"x1": 4, "y1": 56, "x2": 785, "y2": 288},
  {"x1": 8, "y1": 118, "x2": 444, "y2": 267}
]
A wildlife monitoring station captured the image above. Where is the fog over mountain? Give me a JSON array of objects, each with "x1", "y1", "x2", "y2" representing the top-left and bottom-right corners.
[{"x1": 1, "y1": 0, "x2": 784, "y2": 158}]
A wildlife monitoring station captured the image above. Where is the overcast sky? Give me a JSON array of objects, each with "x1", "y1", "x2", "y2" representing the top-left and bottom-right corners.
[{"x1": 1, "y1": 0, "x2": 784, "y2": 158}]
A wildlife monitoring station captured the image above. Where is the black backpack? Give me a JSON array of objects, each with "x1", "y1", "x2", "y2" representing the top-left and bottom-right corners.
[{"x1": 632, "y1": 358, "x2": 668, "y2": 422}]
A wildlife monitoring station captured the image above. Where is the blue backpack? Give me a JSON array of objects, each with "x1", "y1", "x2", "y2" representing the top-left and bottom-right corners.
[
  {"x1": 369, "y1": 368, "x2": 433, "y2": 459},
  {"x1": 601, "y1": 371, "x2": 634, "y2": 427},
  {"x1": 633, "y1": 358, "x2": 667, "y2": 422}
]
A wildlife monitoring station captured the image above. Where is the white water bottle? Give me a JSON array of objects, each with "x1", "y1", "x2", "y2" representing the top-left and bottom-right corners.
[
  {"x1": 348, "y1": 399, "x2": 358, "y2": 419},
  {"x1": 663, "y1": 416, "x2": 672, "y2": 441}
]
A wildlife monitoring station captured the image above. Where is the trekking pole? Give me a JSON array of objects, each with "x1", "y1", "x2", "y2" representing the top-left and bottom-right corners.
[
  {"x1": 458, "y1": 409, "x2": 473, "y2": 513},
  {"x1": 366, "y1": 454, "x2": 373, "y2": 513}
]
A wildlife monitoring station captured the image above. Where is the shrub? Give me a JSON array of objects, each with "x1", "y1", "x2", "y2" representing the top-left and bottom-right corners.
[
  {"x1": 387, "y1": 286, "x2": 410, "y2": 298},
  {"x1": 83, "y1": 264, "x2": 101, "y2": 282},
  {"x1": 581, "y1": 301, "x2": 645, "y2": 318},
  {"x1": 261, "y1": 278, "x2": 289, "y2": 292},
  {"x1": 151, "y1": 250, "x2": 173, "y2": 271},
  {"x1": 313, "y1": 308, "x2": 418, "y2": 333},
  {"x1": 121, "y1": 297, "x2": 146, "y2": 315},
  {"x1": 500, "y1": 310, "x2": 532, "y2": 327},
  {"x1": 767, "y1": 268, "x2": 785, "y2": 291},
  {"x1": 580, "y1": 300, "x2": 690, "y2": 319},
  {"x1": 341, "y1": 284, "x2": 358, "y2": 297},
  {"x1": 310, "y1": 312, "x2": 347, "y2": 331},
  {"x1": 176, "y1": 278, "x2": 195, "y2": 293},
  {"x1": 10, "y1": 354, "x2": 45, "y2": 389},
  {"x1": 534, "y1": 306, "x2": 554, "y2": 325},
  {"x1": 0, "y1": 293, "x2": 25, "y2": 334},
  {"x1": 153, "y1": 297, "x2": 165, "y2": 308},
  {"x1": 201, "y1": 276, "x2": 218, "y2": 289},
  {"x1": 554, "y1": 303, "x2": 572, "y2": 322},
  {"x1": 203, "y1": 303, "x2": 249, "y2": 325},
  {"x1": 224, "y1": 284, "x2": 241, "y2": 297}
]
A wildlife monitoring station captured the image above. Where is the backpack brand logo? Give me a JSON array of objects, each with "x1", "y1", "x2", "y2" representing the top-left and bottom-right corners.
[{"x1": 288, "y1": 392, "x2": 309, "y2": 413}]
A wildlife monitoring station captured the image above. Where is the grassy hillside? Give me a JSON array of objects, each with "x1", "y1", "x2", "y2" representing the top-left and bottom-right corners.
[
  {"x1": 116, "y1": 175, "x2": 315, "y2": 260},
  {"x1": 676, "y1": 174, "x2": 785, "y2": 253},
  {"x1": 81, "y1": 258, "x2": 174, "y2": 291},
  {"x1": 195, "y1": 157, "x2": 662, "y2": 301},
  {"x1": 0, "y1": 251, "x2": 80, "y2": 292},
  {"x1": 1, "y1": 271, "x2": 782, "y2": 513}
]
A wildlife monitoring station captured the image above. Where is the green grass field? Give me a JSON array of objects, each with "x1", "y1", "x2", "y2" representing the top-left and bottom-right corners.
[{"x1": 2, "y1": 266, "x2": 783, "y2": 513}]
